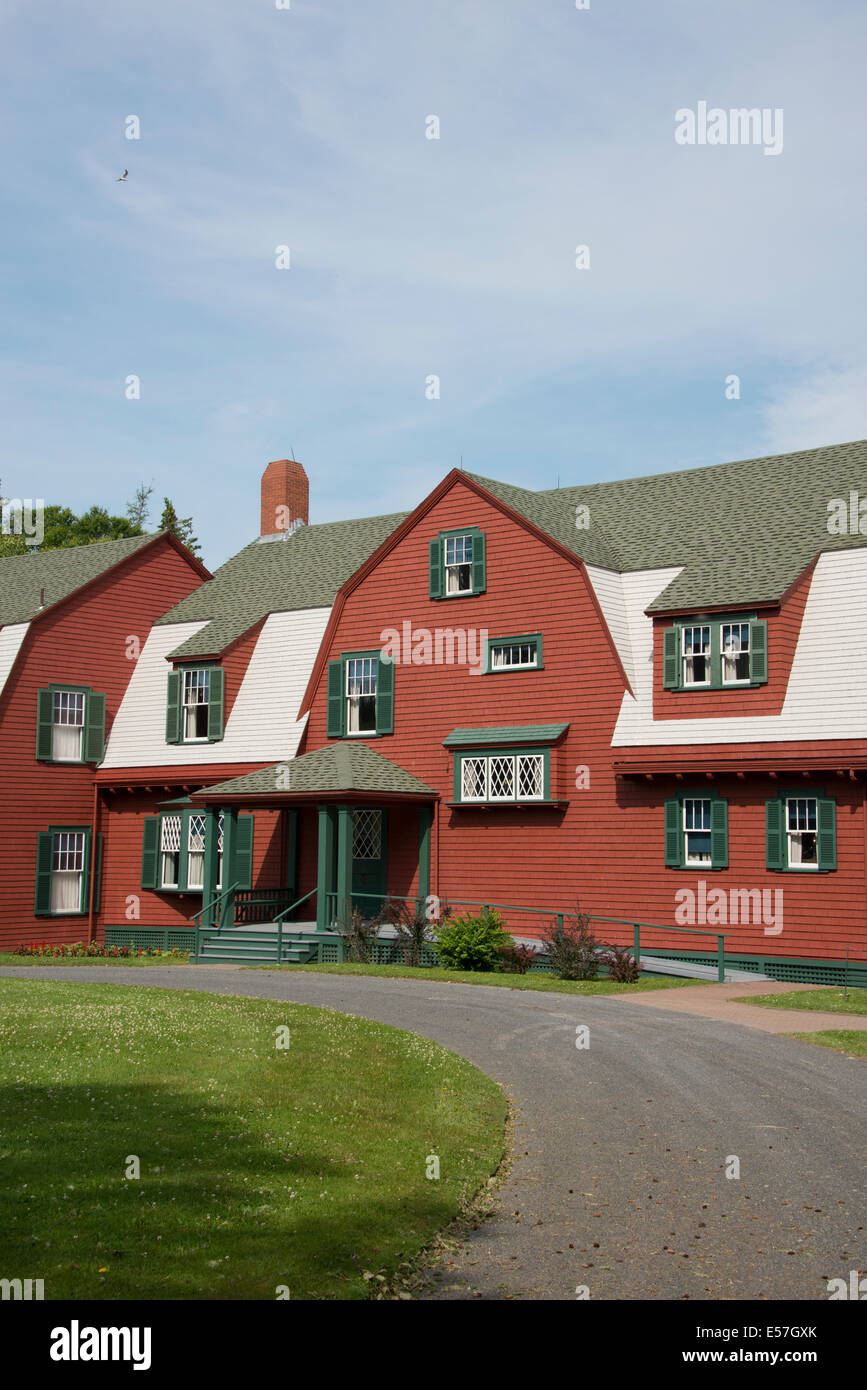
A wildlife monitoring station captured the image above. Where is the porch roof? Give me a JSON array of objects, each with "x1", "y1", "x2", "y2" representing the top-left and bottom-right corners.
[
  {"x1": 193, "y1": 741, "x2": 438, "y2": 802},
  {"x1": 443, "y1": 722, "x2": 570, "y2": 748}
]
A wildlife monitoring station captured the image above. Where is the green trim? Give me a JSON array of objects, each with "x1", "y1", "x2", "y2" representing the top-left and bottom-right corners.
[
  {"x1": 640, "y1": 947, "x2": 867, "y2": 990},
  {"x1": 169, "y1": 662, "x2": 224, "y2": 747},
  {"x1": 767, "y1": 788, "x2": 836, "y2": 873},
  {"x1": 664, "y1": 790, "x2": 728, "y2": 871},
  {"x1": 143, "y1": 806, "x2": 233, "y2": 895},
  {"x1": 418, "y1": 806, "x2": 432, "y2": 904},
  {"x1": 444, "y1": 722, "x2": 568, "y2": 748},
  {"x1": 484, "y1": 632, "x2": 543, "y2": 674},
  {"x1": 453, "y1": 747, "x2": 550, "y2": 804},
  {"x1": 328, "y1": 651, "x2": 394, "y2": 741},
  {"x1": 663, "y1": 615, "x2": 768, "y2": 692},
  {"x1": 34, "y1": 825, "x2": 93, "y2": 917},
  {"x1": 36, "y1": 684, "x2": 104, "y2": 765},
  {"x1": 432, "y1": 525, "x2": 486, "y2": 599}
]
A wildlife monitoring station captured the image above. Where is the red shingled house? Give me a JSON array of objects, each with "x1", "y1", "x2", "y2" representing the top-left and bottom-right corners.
[
  {"x1": 0, "y1": 532, "x2": 210, "y2": 951},
  {"x1": 91, "y1": 444, "x2": 867, "y2": 984}
]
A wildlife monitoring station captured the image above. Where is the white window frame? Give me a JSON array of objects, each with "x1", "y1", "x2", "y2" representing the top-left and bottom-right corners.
[
  {"x1": 444, "y1": 533, "x2": 474, "y2": 595},
  {"x1": 721, "y1": 622, "x2": 751, "y2": 685},
  {"x1": 683, "y1": 798, "x2": 712, "y2": 867},
  {"x1": 160, "y1": 814, "x2": 182, "y2": 889},
  {"x1": 459, "y1": 752, "x2": 545, "y2": 803},
  {"x1": 682, "y1": 625, "x2": 711, "y2": 687},
  {"x1": 786, "y1": 797, "x2": 819, "y2": 871},
  {"x1": 51, "y1": 689, "x2": 86, "y2": 762},
  {"x1": 346, "y1": 657, "x2": 377, "y2": 735},
  {"x1": 490, "y1": 641, "x2": 538, "y2": 671},
  {"x1": 186, "y1": 813, "x2": 207, "y2": 891},
  {"x1": 182, "y1": 668, "x2": 211, "y2": 743}
]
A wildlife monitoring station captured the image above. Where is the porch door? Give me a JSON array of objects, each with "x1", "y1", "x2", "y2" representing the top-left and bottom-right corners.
[{"x1": 351, "y1": 808, "x2": 387, "y2": 917}]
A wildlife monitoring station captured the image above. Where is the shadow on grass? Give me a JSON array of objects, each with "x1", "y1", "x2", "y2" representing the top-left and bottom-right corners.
[{"x1": 0, "y1": 1082, "x2": 460, "y2": 1300}]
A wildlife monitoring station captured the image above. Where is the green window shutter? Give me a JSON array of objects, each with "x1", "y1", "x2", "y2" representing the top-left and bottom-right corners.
[
  {"x1": 664, "y1": 798, "x2": 682, "y2": 867},
  {"x1": 662, "y1": 629, "x2": 679, "y2": 689},
  {"x1": 79, "y1": 830, "x2": 92, "y2": 915},
  {"x1": 710, "y1": 799, "x2": 728, "y2": 869},
  {"x1": 36, "y1": 689, "x2": 54, "y2": 761},
  {"x1": 91, "y1": 832, "x2": 103, "y2": 912},
  {"x1": 472, "y1": 531, "x2": 486, "y2": 595},
  {"x1": 165, "y1": 671, "x2": 181, "y2": 744},
  {"x1": 453, "y1": 755, "x2": 463, "y2": 802},
  {"x1": 141, "y1": 817, "x2": 160, "y2": 889},
  {"x1": 749, "y1": 620, "x2": 768, "y2": 684},
  {"x1": 376, "y1": 655, "x2": 394, "y2": 734},
  {"x1": 817, "y1": 798, "x2": 837, "y2": 872},
  {"x1": 34, "y1": 831, "x2": 54, "y2": 915},
  {"x1": 207, "y1": 667, "x2": 225, "y2": 742},
  {"x1": 429, "y1": 538, "x2": 443, "y2": 599},
  {"x1": 765, "y1": 798, "x2": 784, "y2": 870},
  {"x1": 233, "y1": 814, "x2": 254, "y2": 890},
  {"x1": 84, "y1": 691, "x2": 106, "y2": 763},
  {"x1": 326, "y1": 660, "x2": 344, "y2": 738}
]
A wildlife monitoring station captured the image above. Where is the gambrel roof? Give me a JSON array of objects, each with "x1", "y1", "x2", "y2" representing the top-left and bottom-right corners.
[
  {"x1": 471, "y1": 437, "x2": 867, "y2": 612},
  {"x1": 156, "y1": 511, "x2": 409, "y2": 660}
]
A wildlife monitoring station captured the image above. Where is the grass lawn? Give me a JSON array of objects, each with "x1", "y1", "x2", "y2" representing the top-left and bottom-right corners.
[
  {"x1": 787, "y1": 1030, "x2": 867, "y2": 1058},
  {"x1": 247, "y1": 961, "x2": 692, "y2": 994},
  {"x1": 732, "y1": 987, "x2": 867, "y2": 1016},
  {"x1": 0, "y1": 952, "x2": 190, "y2": 967},
  {"x1": 0, "y1": 978, "x2": 506, "y2": 1300}
]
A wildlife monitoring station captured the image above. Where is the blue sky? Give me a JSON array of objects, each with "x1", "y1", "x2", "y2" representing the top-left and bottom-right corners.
[{"x1": 1, "y1": 0, "x2": 865, "y2": 568}]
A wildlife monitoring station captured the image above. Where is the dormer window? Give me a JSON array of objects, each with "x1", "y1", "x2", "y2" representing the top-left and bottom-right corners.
[
  {"x1": 664, "y1": 617, "x2": 767, "y2": 691},
  {"x1": 165, "y1": 664, "x2": 225, "y2": 745},
  {"x1": 183, "y1": 668, "x2": 210, "y2": 741}
]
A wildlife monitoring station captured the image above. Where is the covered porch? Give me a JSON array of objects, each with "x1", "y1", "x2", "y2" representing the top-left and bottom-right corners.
[{"x1": 189, "y1": 743, "x2": 437, "y2": 962}]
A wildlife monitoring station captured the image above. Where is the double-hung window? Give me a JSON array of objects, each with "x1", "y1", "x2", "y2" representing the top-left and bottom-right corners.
[
  {"x1": 765, "y1": 791, "x2": 836, "y2": 872},
  {"x1": 36, "y1": 685, "x2": 106, "y2": 764},
  {"x1": 663, "y1": 617, "x2": 767, "y2": 690},
  {"x1": 665, "y1": 792, "x2": 728, "y2": 869},
  {"x1": 326, "y1": 651, "x2": 394, "y2": 738},
  {"x1": 34, "y1": 826, "x2": 100, "y2": 917},
  {"x1": 429, "y1": 527, "x2": 486, "y2": 599},
  {"x1": 346, "y1": 657, "x2": 378, "y2": 734},
  {"x1": 165, "y1": 664, "x2": 224, "y2": 744}
]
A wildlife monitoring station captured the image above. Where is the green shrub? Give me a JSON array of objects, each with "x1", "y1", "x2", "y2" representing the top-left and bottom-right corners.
[
  {"x1": 433, "y1": 910, "x2": 512, "y2": 972},
  {"x1": 540, "y1": 905, "x2": 601, "y2": 980}
]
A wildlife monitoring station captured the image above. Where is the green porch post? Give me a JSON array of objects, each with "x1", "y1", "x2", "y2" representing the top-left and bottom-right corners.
[
  {"x1": 316, "y1": 804, "x2": 335, "y2": 930},
  {"x1": 336, "y1": 805, "x2": 354, "y2": 930},
  {"x1": 418, "y1": 805, "x2": 433, "y2": 914}
]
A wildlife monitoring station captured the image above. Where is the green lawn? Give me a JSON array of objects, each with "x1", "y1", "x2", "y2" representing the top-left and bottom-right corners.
[
  {"x1": 787, "y1": 1030, "x2": 867, "y2": 1058},
  {"x1": 0, "y1": 952, "x2": 190, "y2": 968},
  {"x1": 0, "y1": 978, "x2": 506, "y2": 1300},
  {"x1": 732, "y1": 987, "x2": 867, "y2": 1016},
  {"x1": 248, "y1": 961, "x2": 692, "y2": 994}
]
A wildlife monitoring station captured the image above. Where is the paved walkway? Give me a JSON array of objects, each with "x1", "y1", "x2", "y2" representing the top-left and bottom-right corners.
[
  {"x1": 615, "y1": 979, "x2": 867, "y2": 1035},
  {"x1": 2, "y1": 963, "x2": 864, "y2": 1301}
]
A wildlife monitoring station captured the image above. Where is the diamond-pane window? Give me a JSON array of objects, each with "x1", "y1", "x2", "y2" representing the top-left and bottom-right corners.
[
  {"x1": 353, "y1": 809, "x2": 382, "y2": 860},
  {"x1": 489, "y1": 755, "x2": 514, "y2": 800},
  {"x1": 461, "y1": 756, "x2": 487, "y2": 801},
  {"x1": 517, "y1": 754, "x2": 544, "y2": 799}
]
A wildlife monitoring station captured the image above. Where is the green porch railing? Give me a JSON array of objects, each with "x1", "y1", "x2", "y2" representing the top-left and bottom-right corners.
[
  {"x1": 272, "y1": 888, "x2": 318, "y2": 964},
  {"x1": 345, "y1": 891, "x2": 730, "y2": 982},
  {"x1": 191, "y1": 881, "x2": 241, "y2": 962}
]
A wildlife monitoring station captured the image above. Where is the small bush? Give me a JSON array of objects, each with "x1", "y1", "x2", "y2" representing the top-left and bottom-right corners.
[
  {"x1": 434, "y1": 910, "x2": 512, "y2": 972},
  {"x1": 602, "y1": 944, "x2": 641, "y2": 983},
  {"x1": 12, "y1": 941, "x2": 187, "y2": 960},
  {"x1": 540, "y1": 906, "x2": 601, "y2": 980},
  {"x1": 374, "y1": 897, "x2": 446, "y2": 968},
  {"x1": 496, "y1": 941, "x2": 538, "y2": 975},
  {"x1": 337, "y1": 908, "x2": 379, "y2": 964}
]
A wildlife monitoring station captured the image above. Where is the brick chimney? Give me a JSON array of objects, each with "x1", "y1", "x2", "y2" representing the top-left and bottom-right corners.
[{"x1": 260, "y1": 457, "x2": 309, "y2": 536}]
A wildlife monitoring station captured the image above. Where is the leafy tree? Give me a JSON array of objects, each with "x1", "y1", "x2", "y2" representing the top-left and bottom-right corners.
[{"x1": 159, "y1": 498, "x2": 201, "y2": 555}]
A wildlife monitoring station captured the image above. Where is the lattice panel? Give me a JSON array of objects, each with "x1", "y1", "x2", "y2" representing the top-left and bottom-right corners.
[
  {"x1": 188, "y1": 814, "x2": 206, "y2": 851},
  {"x1": 161, "y1": 815, "x2": 181, "y2": 852}
]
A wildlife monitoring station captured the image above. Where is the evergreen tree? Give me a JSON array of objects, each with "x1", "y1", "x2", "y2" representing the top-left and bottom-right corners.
[
  {"x1": 159, "y1": 498, "x2": 201, "y2": 555},
  {"x1": 126, "y1": 482, "x2": 154, "y2": 530}
]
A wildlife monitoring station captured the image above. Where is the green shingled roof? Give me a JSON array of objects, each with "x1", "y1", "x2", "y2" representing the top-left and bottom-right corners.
[
  {"x1": 0, "y1": 533, "x2": 158, "y2": 626},
  {"x1": 470, "y1": 437, "x2": 867, "y2": 611},
  {"x1": 157, "y1": 511, "x2": 409, "y2": 659},
  {"x1": 444, "y1": 724, "x2": 570, "y2": 747},
  {"x1": 197, "y1": 742, "x2": 437, "y2": 799}
]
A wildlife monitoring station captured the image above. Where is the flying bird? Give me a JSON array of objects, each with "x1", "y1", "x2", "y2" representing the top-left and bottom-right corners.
[{"x1": 116, "y1": 170, "x2": 128, "y2": 181}]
